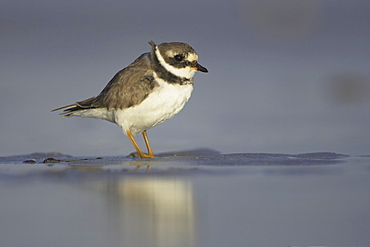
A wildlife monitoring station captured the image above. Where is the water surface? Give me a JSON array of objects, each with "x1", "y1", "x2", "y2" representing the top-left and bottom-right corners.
[{"x1": 1, "y1": 151, "x2": 369, "y2": 246}]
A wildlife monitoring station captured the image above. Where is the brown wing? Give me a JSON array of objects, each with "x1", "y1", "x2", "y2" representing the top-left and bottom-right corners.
[
  {"x1": 52, "y1": 52, "x2": 158, "y2": 115},
  {"x1": 91, "y1": 53, "x2": 157, "y2": 109}
]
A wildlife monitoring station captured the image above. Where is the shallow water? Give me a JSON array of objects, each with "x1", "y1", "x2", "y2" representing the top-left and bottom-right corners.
[{"x1": 1, "y1": 150, "x2": 370, "y2": 246}]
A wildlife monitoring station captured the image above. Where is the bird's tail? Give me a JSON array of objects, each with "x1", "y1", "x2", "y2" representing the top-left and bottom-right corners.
[{"x1": 52, "y1": 97, "x2": 96, "y2": 118}]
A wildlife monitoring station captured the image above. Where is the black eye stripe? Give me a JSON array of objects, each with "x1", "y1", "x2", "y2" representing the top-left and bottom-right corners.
[{"x1": 174, "y1": 54, "x2": 184, "y2": 61}]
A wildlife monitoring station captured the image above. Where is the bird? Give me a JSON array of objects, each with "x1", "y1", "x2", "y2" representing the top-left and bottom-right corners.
[{"x1": 52, "y1": 41, "x2": 208, "y2": 158}]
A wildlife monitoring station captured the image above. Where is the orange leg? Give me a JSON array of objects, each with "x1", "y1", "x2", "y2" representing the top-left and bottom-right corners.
[
  {"x1": 142, "y1": 130, "x2": 157, "y2": 158},
  {"x1": 126, "y1": 130, "x2": 156, "y2": 158}
]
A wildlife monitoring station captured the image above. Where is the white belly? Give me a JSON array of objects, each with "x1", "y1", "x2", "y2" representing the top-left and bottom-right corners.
[{"x1": 113, "y1": 77, "x2": 193, "y2": 135}]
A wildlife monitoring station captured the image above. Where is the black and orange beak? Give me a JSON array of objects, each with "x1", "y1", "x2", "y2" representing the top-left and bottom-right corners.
[{"x1": 194, "y1": 63, "x2": 208, "y2": 73}]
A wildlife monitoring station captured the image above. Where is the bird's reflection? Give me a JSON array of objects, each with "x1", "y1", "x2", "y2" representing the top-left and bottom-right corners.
[{"x1": 91, "y1": 176, "x2": 196, "y2": 247}]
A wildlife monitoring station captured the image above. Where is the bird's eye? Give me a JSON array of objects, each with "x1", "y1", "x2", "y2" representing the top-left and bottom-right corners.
[{"x1": 174, "y1": 54, "x2": 184, "y2": 61}]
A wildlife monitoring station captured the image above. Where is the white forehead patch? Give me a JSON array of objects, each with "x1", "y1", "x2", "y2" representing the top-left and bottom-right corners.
[
  {"x1": 187, "y1": 53, "x2": 198, "y2": 62},
  {"x1": 156, "y1": 48, "x2": 197, "y2": 79}
]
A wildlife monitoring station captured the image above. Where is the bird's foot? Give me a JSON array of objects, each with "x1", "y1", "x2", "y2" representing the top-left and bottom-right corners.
[{"x1": 128, "y1": 151, "x2": 158, "y2": 159}]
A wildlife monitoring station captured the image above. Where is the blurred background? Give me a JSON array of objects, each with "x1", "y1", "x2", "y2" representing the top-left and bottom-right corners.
[{"x1": 1, "y1": 0, "x2": 369, "y2": 156}]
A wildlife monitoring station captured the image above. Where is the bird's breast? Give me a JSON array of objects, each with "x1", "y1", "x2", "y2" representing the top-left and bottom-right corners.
[{"x1": 114, "y1": 75, "x2": 193, "y2": 135}]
